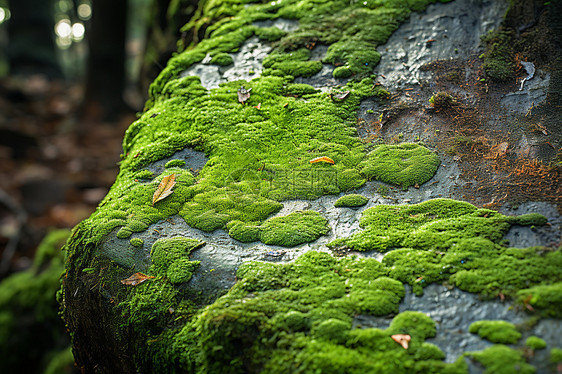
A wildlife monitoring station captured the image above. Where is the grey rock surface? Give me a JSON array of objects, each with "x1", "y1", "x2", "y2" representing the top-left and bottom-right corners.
[{"x1": 375, "y1": 0, "x2": 508, "y2": 89}]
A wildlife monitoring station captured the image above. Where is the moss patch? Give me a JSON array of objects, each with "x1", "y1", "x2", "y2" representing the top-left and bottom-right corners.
[
  {"x1": 228, "y1": 210, "x2": 329, "y2": 246},
  {"x1": 334, "y1": 194, "x2": 369, "y2": 208},
  {"x1": 551, "y1": 348, "x2": 562, "y2": 364},
  {"x1": 467, "y1": 345, "x2": 535, "y2": 374},
  {"x1": 149, "y1": 236, "x2": 204, "y2": 283},
  {"x1": 210, "y1": 52, "x2": 233, "y2": 66},
  {"x1": 360, "y1": 143, "x2": 440, "y2": 189},
  {"x1": 468, "y1": 320, "x2": 521, "y2": 344},
  {"x1": 516, "y1": 282, "x2": 562, "y2": 317},
  {"x1": 165, "y1": 159, "x2": 186, "y2": 168},
  {"x1": 525, "y1": 336, "x2": 546, "y2": 350},
  {"x1": 130, "y1": 238, "x2": 144, "y2": 247},
  {"x1": 330, "y1": 199, "x2": 556, "y2": 296},
  {"x1": 481, "y1": 29, "x2": 515, "y2": 82}
]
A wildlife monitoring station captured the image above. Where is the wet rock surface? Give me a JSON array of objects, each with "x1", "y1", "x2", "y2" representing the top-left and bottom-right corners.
[{"x1": 375, "y1": 0, "x2": 508, "y2": 89}]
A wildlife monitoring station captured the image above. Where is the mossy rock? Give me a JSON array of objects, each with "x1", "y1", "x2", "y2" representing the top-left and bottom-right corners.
[
  {"x1": 360, "y1": 143, "x2": 440, "y2": 189},
  {"x1": 60, "y1": 0, "x2": 560, "y2": 372}
]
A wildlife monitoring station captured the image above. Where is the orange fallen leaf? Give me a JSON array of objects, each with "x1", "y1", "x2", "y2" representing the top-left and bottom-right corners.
[
  {"x1": 120, "y1": 272, "x2": 154, "y2": 286},
  {"x1": 391, "y1": 334, "x2": 411, "y2": 349},
  {"x1": 152, "y1": 174, "x2": 176, "y2": 205},
  {"x1": 309, "y1": 156, "x2": 335, "y2": 164}
]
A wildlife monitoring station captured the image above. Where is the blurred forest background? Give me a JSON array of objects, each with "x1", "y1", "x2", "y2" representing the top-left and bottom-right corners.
[
  {"x1": 0, "y1": 0, "x2": 197, "y2": 371},
  {"x1": 0, "y1": 0, "x2": 200, "y2": 275}
]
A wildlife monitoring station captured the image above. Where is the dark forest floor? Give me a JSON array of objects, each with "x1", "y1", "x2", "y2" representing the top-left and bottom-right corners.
[{"x1": 0, "y1": 74, "x2": 136, "y2": 277}]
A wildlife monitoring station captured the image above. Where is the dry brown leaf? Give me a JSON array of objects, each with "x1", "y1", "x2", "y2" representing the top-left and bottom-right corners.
[
  {"x1": 391, "y1": 334, "x2": 411, "y2": 349},
  {"x1": 309, "y1": 156, "x2": 335, "y2": 165},
  {"x1": 120, "y1": 272, "x2": 155, "y2": 286},
  {"x1": 152, "y1": 174, "x2": 176, "y2": 205}
]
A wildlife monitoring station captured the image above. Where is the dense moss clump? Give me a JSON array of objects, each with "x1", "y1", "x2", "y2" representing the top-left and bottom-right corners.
[
  {"x1": 150, "y1": 237, "x2": 203, "y2": 283},
  {"x1": 263, "y1": 48, "x2": 322, "y2": 77},
  {"x1": 0, "y1": 230, "x2": 74, "y2": 374},
  {"x1": 468, "y1": 320, "x2": 521, "y2": 344},
  {"x1": 525, "y1": 336, "x2": 547, "y2": 350},
  {"x1": 481, "y1": 30, "x2": 515, "y2": 82},
  {"x1": 360, "y1": 143, "x2": 440, "y2": 189},
  {"x1": 165, "y1": 159, "x2": 187, "y2": 168},
  {"x1": 467, "y1": 345, "x2": 535, "y2": 374},
  {"x1": 516, "y1": 282, "x2": 562, "y2": 317},
  {"x1": 130, "y1": 237, "x2": 144, "y2": 247},
  {"x1": 551, "y1": 348, "x2": 562, "y2": 364},
  {"x1": 210, "y1": 52, "x2": 233, "y2": 66},
  {"x1": 228, "y1": 210, "x2": 330, "y2": 246},
  {"x1": 334, "y1": 194, "x2": 369, "y2": 208}
]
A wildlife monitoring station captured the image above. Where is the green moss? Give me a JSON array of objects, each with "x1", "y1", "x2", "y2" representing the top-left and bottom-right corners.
[
  {"x1": 360, "y1": 143, "x2": 440, "y2": 189},
  {"x1": 525, "y1": 336, "x2": 547, "y2": 350},
  {"x1": 169, "y1": 251, "x2": 474, "y2": 373},
  {"x1": 130, "y1": 238, "x2": 144, "y2": 247},
  {"x1": 325, "y1": 41, "x2": 381, "y2": 78},
  {"x1": 210, "y1": 52, "x2": 233, "y2": 66},
  {"x1": 134, "y1": 169, "x2": 155, "y2": 180},
  {"x1": 228, "y1": 210, "x2": 330, "y2": 247},
  {"x1": 263, "y1": 48, "x2": 323, "y2": 77},
  {"x1": 167, "y1": 258, "x2": 200, "y2": 284},
  {"x1": 516, "y1": 282, "x2": 562, "y2": 317},
  {"x1": 330, "y1": 199, "x2": 553, "y2": 296},
  {"x1": 388, "y1": 311, "x2": 436, "y2": 340},
  {"x1": 467, "y1": 345, "x2": 535, "y2": 374},
  {"x1": 551, "y1": 348, "x2": 562, "y2": 363},
  {"x1": 150, "y1": 236, "x2": 204, "y2": 275},
  {"x1": 333, "y1": 66, "x2": 353, "y2": 79},
  {"x1": 283, "y1": 83, "x2": 318, "y2": 96},
  {"x1": 165, "y1": 159, "x2": 187, "y2": 168},
  {"x1": 312, "y1": 318, "x2": 351, "y2": 343},
  {"x1": 429, "y1": 92, "x2": 457, "y2": 109},
  {"x1": 117, "y1": 227, "x2": 133, "y2": 239},
  {"x1": 0, "y1": 230, "x2": 72, "y2": 373},
  {"x1": 414, "y1": 342, "x2": 446, "y2": 361},
  {"x1": 481, "y1": 30, "x2": 515, "y2": 82},
  {"x1": 254, "y1": 26, "x2": 287, "y2": 42},
  {"x1": 468, "y1": 320, "x2": 521, "y2": 344},
  {"x1": 334, "y1": 194, "x2": 369, "y2": 208}
]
